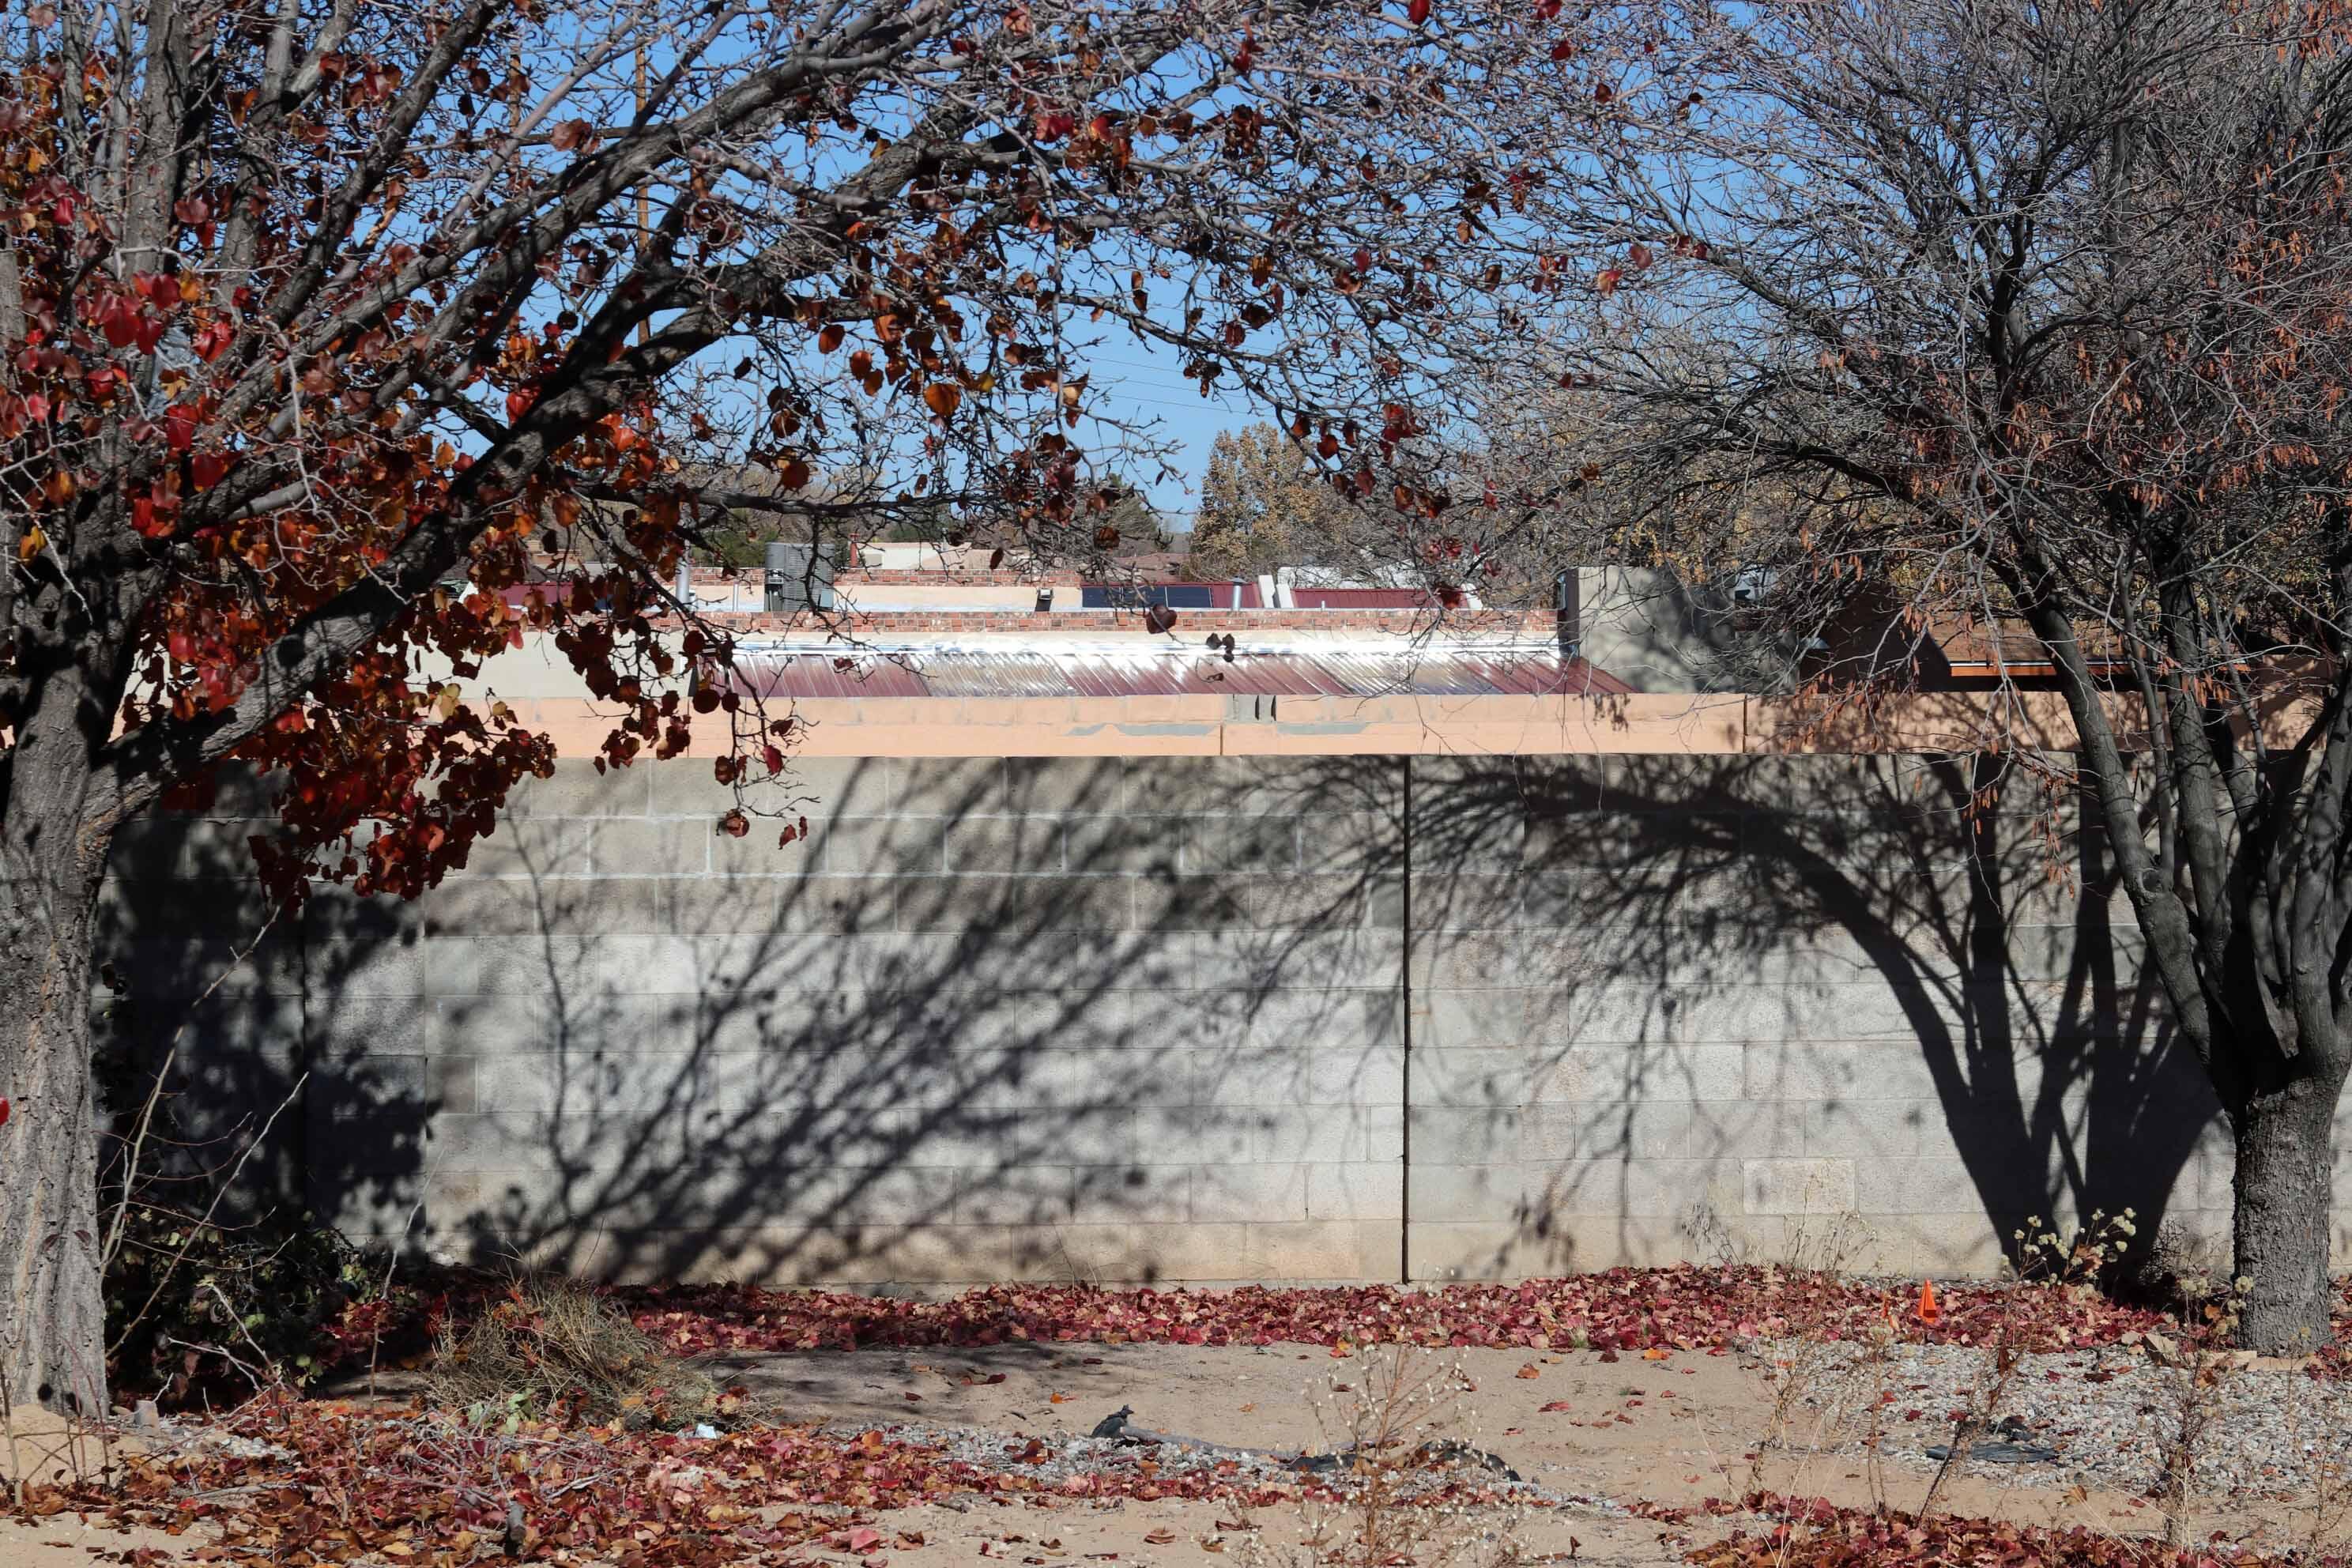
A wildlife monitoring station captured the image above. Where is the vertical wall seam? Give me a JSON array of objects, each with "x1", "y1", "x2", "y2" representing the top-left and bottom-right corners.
[{"x1": 1399, "y1": 751, "x2": 1412, "y2": 1285}]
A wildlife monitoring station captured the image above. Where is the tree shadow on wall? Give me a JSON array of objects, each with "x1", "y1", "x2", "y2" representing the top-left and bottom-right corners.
[
  {"x1": 1248, "y1": 749, "x2": 2211, "y2": 1280},
  {"x1": 101, "y1": 754, "x2": 1413, "y2": 1293},
  {"x1": 97, "y1": 745, "x2": 2219, "y2": 1295}
]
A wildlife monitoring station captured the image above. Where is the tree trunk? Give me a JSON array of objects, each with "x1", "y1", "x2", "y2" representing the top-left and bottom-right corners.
[
  {"x1": 0, "y1": 730, "x2": 115, "y2": 1415},
  {"x1": 2230, "y1": 1076, "x2": 2343, "y2": 1356}
]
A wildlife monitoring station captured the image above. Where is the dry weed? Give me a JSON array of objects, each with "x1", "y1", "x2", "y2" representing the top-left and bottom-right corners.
[
  {"x1": 427, "y1": 1276, "x2": 726, "y2": 1430},
  {"x1": 1244, "y1": 1348, "x2": 1526, "y2": 1568}
]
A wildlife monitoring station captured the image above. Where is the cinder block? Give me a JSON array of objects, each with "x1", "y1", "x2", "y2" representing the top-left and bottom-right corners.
[
  {"x1": 955, "y1": 1047, "x2": 1076, "y2": 1112},
  {"x1": 1405, "y1": 1163, "x2": 1519, "y2": 1223},
  {"x1": 96, "y1": 877, "x2": 275, "y2": 943},
  {"x1": 1004, "y1": 758, "x2": 1130, "y2": 816},
  {"x1": 507, "y1": 762, "x2": 651, "y2": 818},
  {"x1": 1259, "y1": 1105, "x2": 1404, "y2": 1163},
  {"x1": 108, "y1": 818, "x2": 285, "y2": 880},
  {"x1": 1050, "y1": 1222, "x2": 1256, "y2": 1283},
  {"x1": 1513, "y1": 869, "x2": 1592, "y2": 933},
  {"x1": 1185, "y1": 816, "x2": 1300, "y2": 873},
  {"x1": 1192, "y1": 1162, "x2": 1309, "y2": 1222},
  {"x1": 1310, "y1": 1044, "x2": 1405, "y2": 1106},
  {"x1": 1135, "y1": 873, "x2": 1250, "y2": 932},
  {"x1": 316, "y1": 1054, "x2": 427, "y2": 1120},
  {"x1": 1064, "y1": 812, "x2": 1171, "y2": 875},
  {"x1": 1066, "y1": 1045, "x2": 1200, "y2": 1110},
  {"x1": 1744, "y1": 1041, "x2": 1947, "y2": 1102},
  {"x1": 1533, "y1": 1043, "x2": 1744, "y2": 1103},
  {"x1": 110, "y1": 930, "x2": 307, "y2": 1000},
  {"x1": 832, "y1": 1167, "x2": 961, "y2": 1227},
  {"x1": 1126, "y1": 756, "x2": 1333, "y2": 817},
  {"x1": 1249, "y1": 875, "x2": 1378, "y2": 931},
  {"x1": 662, "y1": 876, "x2": 787, "y2": 934},
  {"x1": 1519, "y1": 1103, "x2": 1581, "y2": 1163},
  {"x1": 816, "y1": 816, "x2": 942, "y2": 876},
  {"x1": 1306, "y1": 1163, "x2": 1404, "y2": 1221},
  {"x1": 1804, "y1": 1100, "x2": 1928, "y2": 1158},
  {"x1": 895, "y1": 874, "x2": 1129, "y2": 934},
  {"x1": 1743, "y1": 1157, "x2": 1859, "y2": 1215},
  {"x1": 424, "y1": 1112, "x2": 562, "y2": 1172},
  {"x1": 1153, "y1": 1106, "x2": 1261, "y2": 1165},
  {"x1": 940, "y1": 816, "x2": 1065, "y2": 874},
  {"x1": 423, "y1": 878, "x2": 665, "y2": 937},
  {"x1": 937, "y1": 989, "x2": 1139, "y2": 1054},
  {"x1": 1069, "y1": 1164, "x2": 1188, "y2": 1224},
  {"x1": 892, "y1": 757, "x2": 1008, "y2": 816},
  {"x1": 1188, "y1": 929, "x2": 1404, "y2": 992},
  {"x1": 1406, "y1": 874, "x2": 1522, "y2": 932},
  {"x1": 1412, "y1": 931, "x2": 1516, "y2": 989},
  {"x1": 1691, "y1": 1099, "x2": 1806, "y2": 1159},
  {"x1": 545, "y1": 992, "x2": 704, "y2": 1055},
  {"x1": 658, "y1": 755, "x2": 890, "y2": 819},
  {"x1": 1200, "y1": 1047, "x2": 1310, "y2": 1109},
  {"x1": 1408, "y1": 1046, "x2": 1527, "y2": 1109},
  {"x1": 429, "y1": 1056, "x2": 479, "y2": 1113},
  {"x1": 458, "y1": 818, "x2": 592, "y2": 877},
  {"x1": 1048, "y1": 1106, "x2": 1145, "y2": 1166},
  {"x1": 424, "y1": 993, "x2": 547, "y2": 1054},
  {"x1": 1417, "y1": 989, "x2": 1534, "y2": 1051},
  {"x1": 1404, "y1": 1219, "x2": 1528, "y2": 1281},
  {"x1": 1238, "y1": 1219, "x2": 1394, "y2": 1280},
  {"x1": 1408, "y1": 1106, "x2": 1521, "y2": 1165},
  {"x1": 1524, "y1": 812, "x2": 1743, "y2": 869},
  {"x1": 586, "y1": 818, "x2": 710, "y2": 876},
  {"x1": 1296, "y1": 810, "x2": 1401, "y2": 874}
]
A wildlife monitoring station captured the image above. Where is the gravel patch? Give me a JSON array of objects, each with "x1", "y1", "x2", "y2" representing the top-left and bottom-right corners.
[
  {"x1": 829, "y1": 1420, "x2": 1630, "y2": 1513},
  {"x1": 1772, "y1": 1340, "x2": 2352, "y2": 1502}
]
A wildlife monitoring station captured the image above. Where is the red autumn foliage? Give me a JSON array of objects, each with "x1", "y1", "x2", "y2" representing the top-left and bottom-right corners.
[
  {"x1": 607, "y1": 1270, "x2": 2170, "y2": 1359},
  {"x1": 298, "y1": 1265, "x2": 2213, "y2": 1396},
  {"x1": 17, "y1": 1396, "x2": 1532, "y2": 1562},
  {"x1": 1691, "y1": 1494, "x2": 2282, "y2": 1568}
]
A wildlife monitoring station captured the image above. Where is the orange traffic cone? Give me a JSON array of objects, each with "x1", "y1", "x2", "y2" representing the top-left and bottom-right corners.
[{"x1": 1915, "y1": 1279, "x2": 1942, "y2": 1330}]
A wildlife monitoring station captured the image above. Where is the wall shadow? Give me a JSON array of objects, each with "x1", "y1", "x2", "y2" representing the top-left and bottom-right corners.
[
  {"x1": 1246, "y1": 750, "x2": 2211, "y2": 1279},
  {"x1": 99, "y1": 756, "x2": 1411, "y2": 1292},
  {"x1": 97, "y1": 748, "x2": 2216, "y2": 1294}
]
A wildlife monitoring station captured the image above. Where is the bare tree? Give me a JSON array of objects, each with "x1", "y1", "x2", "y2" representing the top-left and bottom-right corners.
[{"x1": 1475, "y1": 0, "x2": 2352, "y2": 1349}]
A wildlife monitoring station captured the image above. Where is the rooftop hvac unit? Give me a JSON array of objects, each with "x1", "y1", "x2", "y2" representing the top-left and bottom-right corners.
[{"x1": 763, "y1": 541, "x2": 836, "y2": 612}]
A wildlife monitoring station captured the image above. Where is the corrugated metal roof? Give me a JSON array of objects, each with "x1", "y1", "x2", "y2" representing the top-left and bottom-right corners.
[{"x1": 725, "y1": 645, "x2": 1634, "y2": 701}]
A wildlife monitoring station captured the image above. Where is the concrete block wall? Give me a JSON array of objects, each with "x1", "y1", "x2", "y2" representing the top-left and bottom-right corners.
[{"x1": 97, "y1": 752, "x2": 2352, "y2": 1287}]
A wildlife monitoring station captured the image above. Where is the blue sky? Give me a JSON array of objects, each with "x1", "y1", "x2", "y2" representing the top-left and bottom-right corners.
[{"x1": 1073, "y1": 341, "x2": 1254, "y2": 530}]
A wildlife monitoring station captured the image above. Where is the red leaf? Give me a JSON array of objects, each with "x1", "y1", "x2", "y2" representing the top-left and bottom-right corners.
[
  {"x1": 1594, "y1": 268, "x2": 1623, "y2": 296},
  {"x1": 0, "y1": 1098, "x2": 10, "y2": 1128},
  {"x1": 1408, "y1": 0, "x2": 1431, "y2": 21}
]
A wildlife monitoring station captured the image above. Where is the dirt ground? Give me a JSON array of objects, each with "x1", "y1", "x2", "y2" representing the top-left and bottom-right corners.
[
  {"x1": 706, "y1": 1342, "x2": 2199, "y2": 1561},
  {"x1": 0, "y1": 1342, "x2": 2318, "y2": 1566}
]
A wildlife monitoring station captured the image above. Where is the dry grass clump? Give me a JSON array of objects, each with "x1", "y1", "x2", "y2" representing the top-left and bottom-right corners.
[{"x1": 427, "y1": 1277, "x2": 725, "y2": 1430}]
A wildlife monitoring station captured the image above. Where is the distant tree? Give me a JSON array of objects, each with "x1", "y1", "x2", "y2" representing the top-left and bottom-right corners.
[{"x1": 1191, "y1": 424, "x2": 1366, "y2": 578}]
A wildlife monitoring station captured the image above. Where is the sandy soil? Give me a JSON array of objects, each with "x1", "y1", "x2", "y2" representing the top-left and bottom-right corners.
[
  {"x1": 708, "y1": 1341, "x2": 2179, "y2": 1527},
  {"x1": 4, "y1": 1342, "x2": 2325, "y2": 1566}
]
